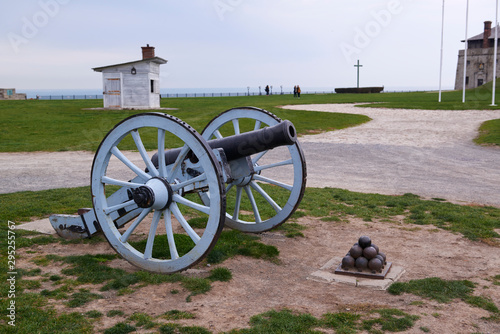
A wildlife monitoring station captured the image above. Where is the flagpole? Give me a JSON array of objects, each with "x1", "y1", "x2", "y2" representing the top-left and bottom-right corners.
[
  {"x1": 462, "y1": 0, "x2": 469, "y2": 103},
  {"x1": 492, "y1": 0, "x2": 499, "y2": 106},
  {"x1": 439, "y1": 0, "x2": 445, "y2": 102}
]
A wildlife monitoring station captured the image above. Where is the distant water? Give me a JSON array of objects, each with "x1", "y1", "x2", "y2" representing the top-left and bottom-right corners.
[{"x1": 20, "y1": 86, "x2": 447, "y2": 99}]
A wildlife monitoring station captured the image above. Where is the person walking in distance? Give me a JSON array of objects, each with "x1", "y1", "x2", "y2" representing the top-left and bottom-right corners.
[
  {"x1": 293, "y1": 85, "x2": 297, "y2": 97},
  {"x1": 296, "y1": 85, "x2": 301, "y2": 98},
  {"x1": 265, "y1": 85, "x2": 270, "y2": 96}
]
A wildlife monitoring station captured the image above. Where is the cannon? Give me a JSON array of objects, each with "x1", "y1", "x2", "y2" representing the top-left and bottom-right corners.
[{"x1": 50, "y1": 107, "x2": 306, "y2": 273}]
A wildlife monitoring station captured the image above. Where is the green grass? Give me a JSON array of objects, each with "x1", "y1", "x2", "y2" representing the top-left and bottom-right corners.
[
  {"x1": 66, "y1": 289, "x2": 103, "y2": 308},
  {"x1": 275, "y1": 222, "x2": 307, "y2": 238},
  {"x1": 3, "y1": 82, "x2": 500, "y2": 153},
  {"x1": 2, "y1": 186, "x2": 499, "y2": 252},
  {"x1": 162, "y1": 310, "x2": 196, "y2": 320},
  {"x1": 227, "y1": 308, "x2": 420, "y2": 334},
  {"x1": 299, "y1": 188, "x2": 500, "y2": 242},
  {"x1": 103, "y1": 322, "x2": 136, "y2": 334},
  {"x1": 0, "y1": 186, "x2": 92, "y2": 223},
  {"x1": 0, "y1": 95, "x2": 370, "y2": 152},
  {"x1": 475, "y1": 118, "x2": 500, "y2": 146},
  {"x1": 206, "y1": 229, "x2": 279, "y2": 264},
  {"x1": 0, "y1": 291, "x2": 93, "y2": 334},
  {"x1": 85, "y1": 310, "x2": 103, "y2": 318},
  {"x1": 208, "y1": 267, "x2": 232, "y2": 282},
  {"x1": 321, "y1": 312, "x2": 361, "y2": 334},
  {"x1": 106, "y1": 310, "x2": 125, "y2": 317},
  {"x1": 128, "y1": 312, "x2": 157, "y2": 329},
  {"x1": 38, "y1": 253, "x2": 234, "y2": 299},
  {"x1": 361, "y1": 308, "x2": 420, "y2": 333},
  {"x1": 388, "y1": 277, "x2": 499, "y2": 314},
  {"x1": 95, "y1": 307, "x2": 425, "y2": 334}
]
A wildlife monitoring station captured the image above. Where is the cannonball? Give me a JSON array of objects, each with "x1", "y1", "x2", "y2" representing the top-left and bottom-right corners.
[
  {"x1": 375, "y1": 254, "x2": 385, "y2": 266},
  {"x1": 342, "y1": 255, "x2": 355, "y2": 269},
  {"x1": 349, "y1": 245, "x2": 363, "y2": 259},
  {"x1": 368, "y1": 258, "x2": 383, "y2": 272},
  {"x1": 363, "y1": 246, "x2": 378, "y2": 260},
  {"x1": 371, "y1": 243, "x2": 380, "y2": 253},
  {"x1": 355, "y1": 256, "x2": 368, "y2": 271},
  {"x1": 378, "y1": 251, "x2": 387, "y2": 264},
  {"x1": 358, "y1": 236, "x2": 371, "y2": 248}
]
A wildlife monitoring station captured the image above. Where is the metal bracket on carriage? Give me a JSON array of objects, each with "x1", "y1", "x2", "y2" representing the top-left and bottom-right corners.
[
  {"x1": 49, "y1": 176, "x2": 153, "y2": 240},
  {"x1": 49, "y1": 208, "x2": 98, "y2": 239}
]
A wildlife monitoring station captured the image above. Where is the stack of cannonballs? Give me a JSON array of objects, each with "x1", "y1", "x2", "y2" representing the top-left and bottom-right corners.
[{"x1": 341, "y1": 236, "x2": 387, "y2": 273}]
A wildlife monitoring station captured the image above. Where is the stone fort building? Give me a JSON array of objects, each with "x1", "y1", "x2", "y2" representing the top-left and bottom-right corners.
[{"x1": 455, "y1": 21, "x2": 500, "y2": 90}]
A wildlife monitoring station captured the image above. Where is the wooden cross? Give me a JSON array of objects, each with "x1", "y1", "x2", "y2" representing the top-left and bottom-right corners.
[{"x1": 354, "y1": 60, "x2": 363, "y2": 88}]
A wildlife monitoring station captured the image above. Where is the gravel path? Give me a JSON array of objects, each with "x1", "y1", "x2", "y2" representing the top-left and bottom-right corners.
[
  {"x1": 283, "y1": 104, "x2": 500, "y2": 206},
  {"x1": 2, "y1": 104, "x2": 500, "y2": 207}
]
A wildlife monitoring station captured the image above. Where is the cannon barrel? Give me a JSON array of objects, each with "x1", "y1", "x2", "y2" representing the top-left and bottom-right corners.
[{"x1": 152, "y1": 120, "x2": 297, "y2": 166}]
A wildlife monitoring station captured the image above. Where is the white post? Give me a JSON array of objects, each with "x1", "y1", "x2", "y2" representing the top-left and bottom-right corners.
[
  {"x1": 439, "y1": 0, "x2": 445, "y2": 102},
  {"x1": 492, "y1": 0, "x2": 499, "y2": 106},
  {"x1": 462, "y1": 0, "x2": 469, "y2": 103}
]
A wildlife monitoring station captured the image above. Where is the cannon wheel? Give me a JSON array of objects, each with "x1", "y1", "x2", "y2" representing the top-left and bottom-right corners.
[
  {"x1": 91, "y1": 113, "x2": 225, "y2": 273},
  {"x1": 201, "y1": 107, "x2": 307, "y2": 232}
]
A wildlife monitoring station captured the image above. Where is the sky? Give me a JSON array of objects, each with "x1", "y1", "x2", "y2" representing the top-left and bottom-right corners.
[{"x1": 0, "y1": 0, "x2": 498, "y2": 92}]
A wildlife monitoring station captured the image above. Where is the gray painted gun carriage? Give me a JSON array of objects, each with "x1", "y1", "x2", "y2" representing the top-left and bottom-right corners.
[{"x1": 50, "y1": 107, "x2": 306, "y2": 273}]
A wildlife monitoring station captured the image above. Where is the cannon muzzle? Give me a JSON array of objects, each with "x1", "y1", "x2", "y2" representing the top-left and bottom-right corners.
[{"x1": 152, "y1": 120, "x2": 297, "y2": 166}]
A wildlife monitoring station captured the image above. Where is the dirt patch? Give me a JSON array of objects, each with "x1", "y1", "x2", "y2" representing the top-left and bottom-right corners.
[{"x1": 18, "y1": 215, "x2": 500, "y2": 333}]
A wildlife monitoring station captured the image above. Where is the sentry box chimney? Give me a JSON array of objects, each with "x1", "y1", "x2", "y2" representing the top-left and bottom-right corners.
[
  {"x1": 142, "y1": 44, "x2": 155, "y2": 59},
  {"x1": 483, "y1": 21, "x2": 492, "y2": 48}
]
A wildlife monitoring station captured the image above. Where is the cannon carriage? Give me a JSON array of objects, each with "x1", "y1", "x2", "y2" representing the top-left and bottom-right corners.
[{"x1": 50, "y1": 107, "x2": 306, "y2": 273}]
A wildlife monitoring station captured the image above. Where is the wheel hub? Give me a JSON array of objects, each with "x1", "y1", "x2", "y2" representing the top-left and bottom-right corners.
[
  {"x1": 133, "y1": 177, "x2": 173, "y2": 210},
  {"x1": 132, "y1": 186, "x2": 155, "y2": 208}
]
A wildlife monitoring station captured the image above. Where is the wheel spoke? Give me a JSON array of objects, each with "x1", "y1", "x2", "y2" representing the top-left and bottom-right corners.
[
  {"x1": 252, "y1": 150, "x2": 268, "y2": 165},
  {"x1": 120, "y1": 207, "x2": 152, "y2": 242},
  {"x1": 250, "y1": 181, "x2": 282, "y2": 213},
  {"x1": 213, "y1": 129, "x2": 223, "y2": 139},
  {"x1": 157, "y1": 129, "x2": 168, "y2": 178},
  {"x1": 144, "y1": 210, "x2": 162, "y2": 259},
  {"x1": 164, "y1": 209, "x2": 179, "y2": 260},
  {"x1": 171, "y1": 173, "x2": 207, "y2": 192},
  {"x1": 232, "y1": 119, "x2": 240, "y2": 135},
  {"x1": 254, "y1": 120, "x2": 262, "y2": 131},
  {"x1": 171, "y1": 202, "x2": 201, "y2": 244},
  {"x1": 244, "y1": 185, "x2": 262, "y2": 223},
  {"x1": 254, "y1": 158, "x2": 293, "y2": 172},
  {"x1": 104, "y1": 199, "x2": 136, "y2": 215},
  {"x1": 172, "y1": 194, "x2": 211, "y2": 215},
  {"x1": 168, "y1": 144, "x2": 190, "y2": 182},
  {"x1": 252, "y1": 174, "x2": 293, "y2": 191},
  {"x1": 101, "y1": 176, "x2": 144, "y2": 188},
  {"x1": 111, "y1": 146, "x2": 151, "y2": 181},
  {"x1": 131, "y1": 130, "x2": 159, "y2": 177},
  {"x1": 232, "y1": 186, "x2": 243, "y2": 221}
]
